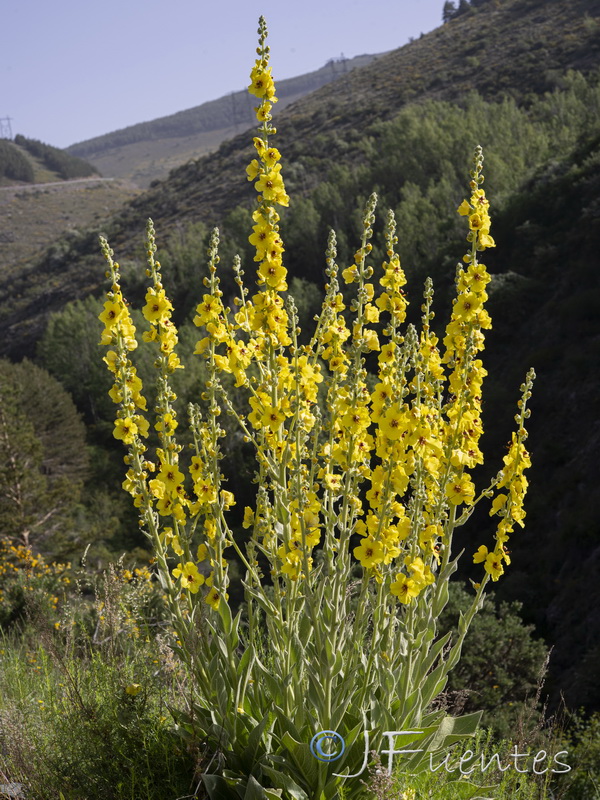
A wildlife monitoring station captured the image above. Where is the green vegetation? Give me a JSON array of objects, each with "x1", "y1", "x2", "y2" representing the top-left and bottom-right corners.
[
  {"x1": 274, "y1": 73, "x2": 600, "y2": 287},
  {"x1": 1, "y1": 0, "x2": 600, "y2": 795},
  {"x1": 0, "y1": 360, "x2": 88, "y2": 555},
  {"x1": 0, "y1": 139, "x2": 35, "y2": 183},
  {"x1": 440, "y1": 584, "x2": 549, "y2": 738},
  {"x1": 0, "y1": 560, "x2": 197, "y2": 800},
  {"x1": 0, "y1": 561, "x2": 582, "y2": 798},
  {"x1": 14, "y1": 134, "x2": 99, "y2": 180}
]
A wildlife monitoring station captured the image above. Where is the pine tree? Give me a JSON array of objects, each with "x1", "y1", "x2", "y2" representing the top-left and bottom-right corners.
[
  {"x1": 0, "y1": 359, "x2": 88, "y2": 552},
  {"x1": 442, "y1": 0, "x2": 457, "y2": 22}
]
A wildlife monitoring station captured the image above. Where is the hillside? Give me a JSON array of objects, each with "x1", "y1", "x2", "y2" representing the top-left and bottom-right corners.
[
  {"x1": 61, "y1": 0, "x2": 600, "y2": 243},
  {"x1": 66, "y1": 53, "x2": 381, "y2": 187},
  {"x1": 0, "y1": 135, "x2": 99, "y2": 186},
  {"x1": 3, "y1": 0, "x2": 599, "y2": 359},
  {"x1": 1, "y1": 0, "x2": 600, "y2": 715},
  {"x1": 0, "y1": 178, "x2": 140, "y2": 275},
  {"x1": 0, "y1": 136, "x2": 138, "y2": 276}
]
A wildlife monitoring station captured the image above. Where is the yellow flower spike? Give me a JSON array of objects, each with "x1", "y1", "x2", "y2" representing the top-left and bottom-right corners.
[{"x1": 94, "y1": 26, "x2": 538, "y2": 782}]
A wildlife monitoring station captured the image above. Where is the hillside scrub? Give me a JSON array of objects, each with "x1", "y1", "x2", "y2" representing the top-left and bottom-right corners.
[
  {"x1": 0, "y1": 139, "x2": 35, "y2": 183},
  {"x1": 14, "y1": 134, "x2": 99, "y2": 180}
]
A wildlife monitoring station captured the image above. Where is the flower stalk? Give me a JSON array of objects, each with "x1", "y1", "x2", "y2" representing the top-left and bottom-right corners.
[{"x1": 98, "y1": 17, "x2": 534, "y2": 800}]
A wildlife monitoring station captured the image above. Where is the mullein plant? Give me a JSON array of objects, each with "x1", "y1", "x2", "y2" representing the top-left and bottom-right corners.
[{"x1": 98, "y1": 16, "x2": 534, "y2": 800}]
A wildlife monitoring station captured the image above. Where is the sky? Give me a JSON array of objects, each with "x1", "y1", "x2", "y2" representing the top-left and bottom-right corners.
[{"x1": 2, "y1": 0, "x2": 445, "y2": 150}]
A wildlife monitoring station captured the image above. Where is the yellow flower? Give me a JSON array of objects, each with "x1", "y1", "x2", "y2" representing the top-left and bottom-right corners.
[
  {"x1": 249, "y1": 222, "x2": 279, "y2": 255},
  {"x1": 354, "y1": 538, "x2": 385, "y2": 569},
  {"x1": 158, "y1": 463, "x2": 185, "y2": 493},
  {"x1": 342, "y1": 265, "x2": 358, "y2": 284},
  {"x1": 263, "y1": 147, "x2": 281, "y2": 167},
  {"x1": 103, "y1": 350, "x2": 118, "y2": 372},
  {"x1": 142, "y1": 288, "x2": 173, "y2": 323},
  {"x1": 99, "y1": 299, "x2": 124, "y2": 328},
  {"x1": 196, "y1": 544, "x2": 208, "y2": 561},
  {"x1": 170, "y1": 534, "x2": 184, "y2": 557},
  {"x1": 453, "y1": 292, "x2": 483, "y2": 321},
  {"x1": 445, "y1": 474, "x2": 475, "y2": 505},
  {"x1": 256, "y1": 101, "x2": 273, "y2": 122},
  {"x1": 125, "y1": 683, "x2": 142, "y2": 696},
  {"x1": 243, "y1": 507, "x2": 255, "y2": 529},
  {"x1": 194, "y1": 295, "x2": 222, "y2": 327},
  {"x1": 246, "y1": 159, "x2": 260, "y2": 181},
  {"x1": 473, "y1": 545, "x2": 488, "y2": 564},
  {"x1": 194, "y1": 479, "x2": 218, "y2": 505},
  {"x1": 255, "y1": 166, "x2": 286, "y2": 200},
  {"x1": 390, "y1": 573, "x2": 420, "y2": 604},
  {"x1": 484, "y1": 551, "x2": 504, "y2": 581},
  {"x1": 490, "y1": 493, "x2": 507, "y2": 515},
  {"x1": 324, "y1": 473, "x2": 343, "y2": 493},
  {"x1": 149, "y1": 478, "x2": 166, "y2": 499},
  {"x1": 407, "y1": 557, "x2": 435, "y2": 589},
  {"x1": 205, "y1": 587, "x2": 227, "y2": 610},
  {"x1": 258, "y1": 260, "x2": 288, "y2": 291},
  {"x1": 173, "y1": 562, "x2": 204, "y2": 593},
  {"x1": 220, "y1": 490, "x2": 236, "y2": 509},
  {"x1": 380, "y1": 404, "x2": 407, "y2": 441},
  {"x1": 113, "y1": 417, "x2": 138, "y2": 444},
  {"x1": 248, "y1": 65, "x2": 276, "y2": 100}
]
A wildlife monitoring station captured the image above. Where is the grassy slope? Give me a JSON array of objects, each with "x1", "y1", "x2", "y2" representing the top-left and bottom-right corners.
[
  {"x1": 0, "y1": 141, "x2": 137, "y2": 278},
  {"x1": 0, "y1": 179, "x2": 140, "y2": 276}
]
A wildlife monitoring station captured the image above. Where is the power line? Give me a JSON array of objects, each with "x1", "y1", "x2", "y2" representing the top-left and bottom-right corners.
[{"x1": 0, "y1": 116, "x2": 13, "y2": 139}]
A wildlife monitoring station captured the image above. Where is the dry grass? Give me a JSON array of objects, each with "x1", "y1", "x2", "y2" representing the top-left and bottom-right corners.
[{"x1": 0, "y1": 179, "x2": 139, "y2": 276}]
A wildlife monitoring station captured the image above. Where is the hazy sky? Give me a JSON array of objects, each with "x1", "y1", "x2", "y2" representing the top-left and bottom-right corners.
[{"x1": 3, "y1": 0, "x2": 445, "y2": 149}]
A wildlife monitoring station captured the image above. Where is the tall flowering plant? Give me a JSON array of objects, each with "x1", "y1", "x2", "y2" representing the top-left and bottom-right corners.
[{"x1": 98, "y1": 17, "x2": 534, "y2": 800}]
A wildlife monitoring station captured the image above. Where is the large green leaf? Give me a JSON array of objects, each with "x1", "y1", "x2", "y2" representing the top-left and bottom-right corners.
[
  {"x1": 243, "y1": 774, "x2": 269, "y2": 800},
  {"x1": 240, "y1": 713, "x2": 275, "y2": 769},
  {"x1": 261, "y1": 765, "x2": 309, "y2": 800},
  {"x1": 420, "y1": 662, "x2": 449, "y2": 709},
  {"x1": 281, "y1": 731, "x2": 320, "y2": 788},
  {"x1": 203, "y1": 773, "x2": 239, "y2": 800},
  {"x1": 394, "y1": 711, "x2": 483, "y2": 774}
]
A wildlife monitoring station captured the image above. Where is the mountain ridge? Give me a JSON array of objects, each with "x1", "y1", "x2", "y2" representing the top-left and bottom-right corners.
[
  {"x1": 3, "y1": 0, "x2": 600, "y2": 359},
  {"x1": 65, "y1": 52, "x2": 383, "y2": 187}
]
